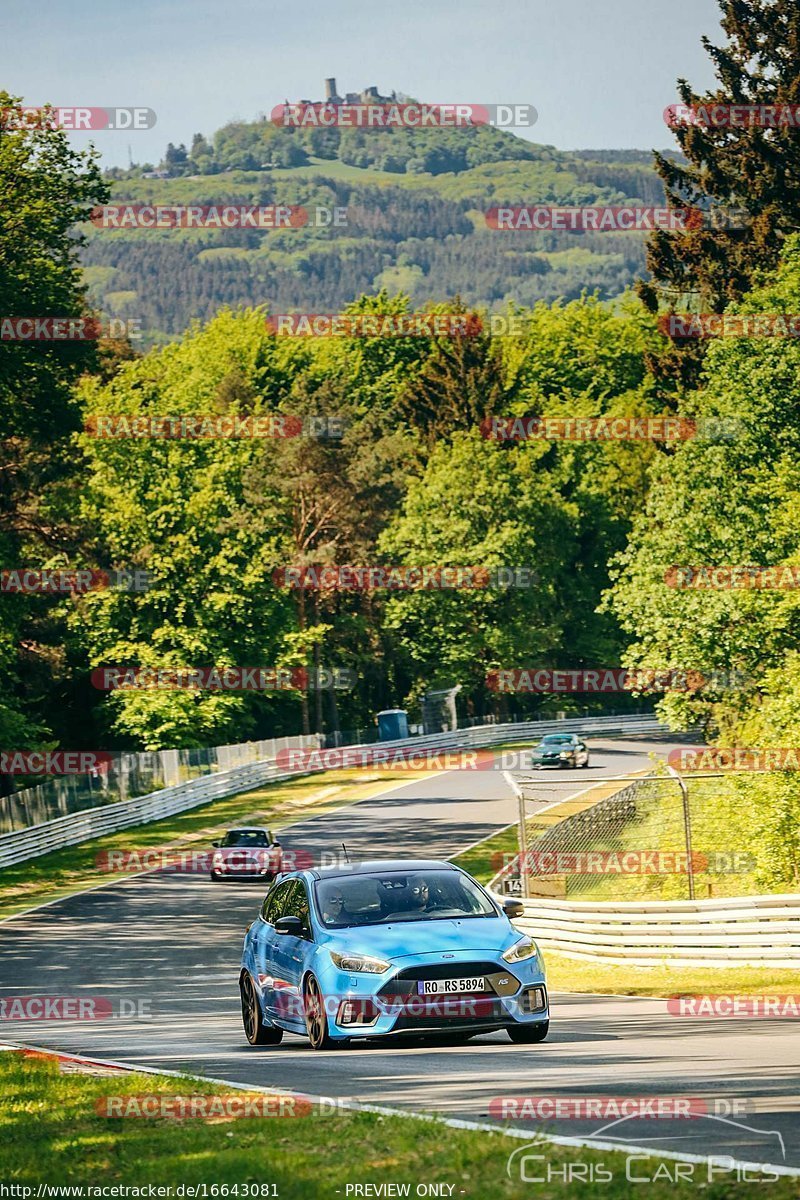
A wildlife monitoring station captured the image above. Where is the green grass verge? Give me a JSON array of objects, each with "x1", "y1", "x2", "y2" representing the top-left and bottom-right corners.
[
  {"x1": 543, "y1": 952, "x2": 800, "y2": 998},
  {"x1": 2, "y1": 1053, "x2": 790, "y2": 1196},
  {"x1": 452, "y1": 823, "x2": 518, "y2": 884}
]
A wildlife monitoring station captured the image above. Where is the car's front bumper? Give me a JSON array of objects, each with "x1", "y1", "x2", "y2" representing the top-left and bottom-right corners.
[{"x1": 317, "y1": 953, "x2": 548, "y2": 1040}]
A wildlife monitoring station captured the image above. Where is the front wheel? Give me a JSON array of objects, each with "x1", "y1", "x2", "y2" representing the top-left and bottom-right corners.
[
  {"x1": 240, "y1": 972, "x2": 283, "y2": 1045},
  {"x1": 508, "y1": 1021, "x2": 549, "y2": 1044},
  {"x1": 304, "y1": 973, "x2": 344, "y2": 1050},
  {"x1": 582, "y1": 756, "x2": 590, "y2": 768}
]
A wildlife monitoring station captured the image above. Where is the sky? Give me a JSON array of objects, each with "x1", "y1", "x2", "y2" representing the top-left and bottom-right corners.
[{"x1": 2, "y1": 0, "x2": 723, "y2": 169}]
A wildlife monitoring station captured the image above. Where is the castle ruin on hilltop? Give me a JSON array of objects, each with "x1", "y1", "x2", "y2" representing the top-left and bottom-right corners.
[{"x1": 293, "y1": 79, "x2": 398, "y2": 106}]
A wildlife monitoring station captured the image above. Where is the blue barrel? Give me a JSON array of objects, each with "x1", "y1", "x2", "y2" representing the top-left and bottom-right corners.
[{"x1": 377, "y1": 708, "x2": 409, "y2": 741}]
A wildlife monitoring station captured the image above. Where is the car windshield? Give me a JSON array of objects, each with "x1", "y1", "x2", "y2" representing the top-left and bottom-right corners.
[
  {"x1": 541, "y1": 735, "x2": 573, "y2": 745},
  {"x1": 314, "y1": 870, "x2": 496, "y2": 927},
  {"x1": 221, "y1": 830, "x2": 269, "y2": 846}
]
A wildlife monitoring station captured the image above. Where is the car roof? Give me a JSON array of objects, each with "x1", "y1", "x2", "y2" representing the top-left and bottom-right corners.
[
  {"x1": 306, "y1": 859, "x2": 458, "y2": 881},
  {"x1": 226, "y1": 826, "x2": 270, "y2": 833}
]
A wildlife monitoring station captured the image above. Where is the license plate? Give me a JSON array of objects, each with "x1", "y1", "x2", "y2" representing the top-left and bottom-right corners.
[{"x1": 417, "y1": 976, "x2": 486, "y2": 995}]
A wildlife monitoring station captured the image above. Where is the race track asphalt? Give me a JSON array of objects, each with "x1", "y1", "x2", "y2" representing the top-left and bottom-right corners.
[{"x1": 1, "y1": 735, "x2": 798, "y2": 1176}]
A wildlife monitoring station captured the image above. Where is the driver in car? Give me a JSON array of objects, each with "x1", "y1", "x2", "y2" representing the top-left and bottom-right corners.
[
  {"x1": 407, "y1": 876, "x2": 434, "y2": 912},
  {"x1": 321, "y1": 888, "x2": 350, "y2": 925}
]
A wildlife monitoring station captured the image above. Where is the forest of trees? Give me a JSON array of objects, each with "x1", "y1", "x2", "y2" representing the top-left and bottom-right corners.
[
  {"x1": 3, "y1": 0, "x2": 800, "y2": 798},
  {"x1": 84, "y1": 141, "x2": 659, "y2": 342}
]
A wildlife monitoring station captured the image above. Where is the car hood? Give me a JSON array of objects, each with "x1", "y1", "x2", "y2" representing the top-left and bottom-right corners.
[{"x1": 320, "y1": 915, "x2": 518, "y2": 959}]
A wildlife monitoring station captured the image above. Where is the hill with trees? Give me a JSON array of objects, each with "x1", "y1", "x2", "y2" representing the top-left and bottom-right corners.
[{"x1": 84, "y1": 117, "x2": 673, "y2": 343}]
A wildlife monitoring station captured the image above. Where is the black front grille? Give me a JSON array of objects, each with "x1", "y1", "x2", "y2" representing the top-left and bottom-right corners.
[{"x1": 378, "y1": 960, "x2": 501, "y2": 997}]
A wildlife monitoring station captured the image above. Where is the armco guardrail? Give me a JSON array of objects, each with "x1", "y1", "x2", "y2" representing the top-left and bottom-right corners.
[
  {"x1": 0, "y1": 733, "x2": 323, "y2": 834},
  {"x1": 0, "y1": 714, "x2": 666, "y2": 870},
  {"x1": 493, "y1": 892, "x2": 800, "y2": 969}
]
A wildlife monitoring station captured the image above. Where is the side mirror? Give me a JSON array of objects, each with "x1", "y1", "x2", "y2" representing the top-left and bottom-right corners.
[
  {"x1": 211, "y1": 841, "x2": 220, "y2": 848},
  {"x1": 275, "y1": 915, "x2": 304, "y2": 937},
  {"x1": 503, "y1": 899, "x2": 524, "y2": 919}
]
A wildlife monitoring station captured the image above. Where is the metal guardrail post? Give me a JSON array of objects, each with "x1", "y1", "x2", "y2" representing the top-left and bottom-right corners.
[
  {"x1": 517, "y1": 783, "x2": 530, "y2": 899},
  {"x1": 666, "y1": 764, "x2": 695, "y2": 901}
]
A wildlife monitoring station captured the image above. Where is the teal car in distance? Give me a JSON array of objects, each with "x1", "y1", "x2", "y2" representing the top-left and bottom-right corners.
[
  {"x1": 239, "y1": 860, "x2": 549, "y2": 1051},
  {"x1": 529, "y1": 732, "x2": 590, "y2": 768}
]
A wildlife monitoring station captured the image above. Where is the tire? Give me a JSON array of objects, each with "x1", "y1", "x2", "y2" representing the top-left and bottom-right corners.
[
  {"x1": 508, "y1": 1021, "x2": 549, "y2": 1044},
  {"x1": 210, "y1": 870, "x2": 221, "y2": 881},
  {"x1": 240, "y1": 972, "x2": 283, "y2": 1046},
  {"x1": 304, "y1": 973, "x2": 344, "y2": 1051},
  {"x1": 582, "y1": 756, "x2": 590, "y2": 768}
]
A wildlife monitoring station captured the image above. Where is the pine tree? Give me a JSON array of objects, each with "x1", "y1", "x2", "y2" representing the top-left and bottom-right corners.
[{"x1": 640, "y1": 0, "x2": 800, "y2": 383}]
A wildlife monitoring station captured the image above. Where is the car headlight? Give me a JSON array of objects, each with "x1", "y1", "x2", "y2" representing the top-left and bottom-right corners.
[
  {"x1": 559, "y1": 749, "x2": 572, "y2": 758},
  {"x1": 502, "y1": 937, "x2": 540, "y2": 964},
  {"x1": 329, "y1": 950, "x2": 391, "y2": 974}
]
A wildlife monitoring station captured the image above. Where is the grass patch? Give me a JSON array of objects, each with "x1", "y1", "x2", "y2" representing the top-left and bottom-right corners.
[
  {"x1": 453, "y1": 824, "x2": 518, "y2": 884},
  {"x1": 0, "y1": 767, "x2": 435, "y2": 921},
  {"x1": 1, "y1": 1052, "x2": 790, "y2": 1196},
  {"x1": 543, "y1": 952, "x2": 800, "y2": 998}
]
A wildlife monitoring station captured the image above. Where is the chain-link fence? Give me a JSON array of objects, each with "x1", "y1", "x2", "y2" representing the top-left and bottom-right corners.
[{"x1": 499, "y1": 768, "x2": 794, "y2": 901}]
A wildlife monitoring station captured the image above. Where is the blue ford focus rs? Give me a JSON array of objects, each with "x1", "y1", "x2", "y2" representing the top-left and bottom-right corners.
[{"x1": 239, "y1": 859, "x2": 548, "y2": 1050}]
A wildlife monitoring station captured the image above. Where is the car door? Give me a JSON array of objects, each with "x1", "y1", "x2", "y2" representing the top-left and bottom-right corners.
[
  {"x1": 271, "y1": 879, "x2": 314, "y2": 1023},
  {"x1": 256, "y1": 879, "x2": 294, "y2": 1021}
]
